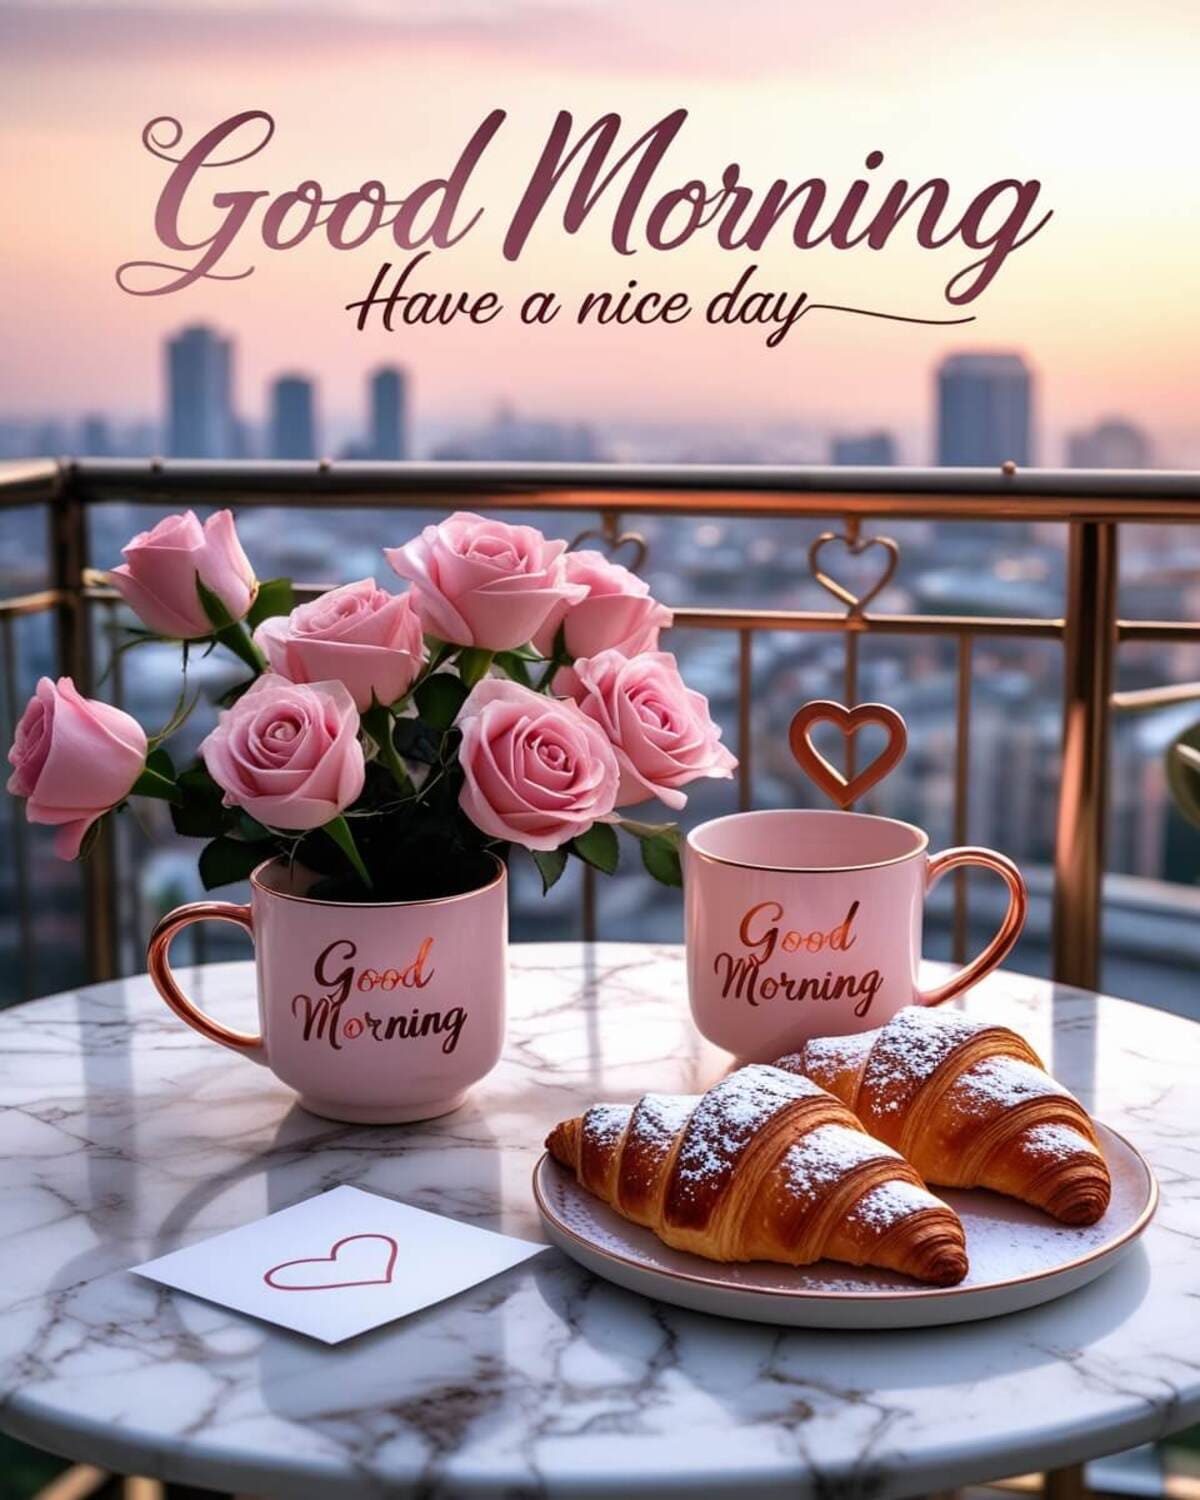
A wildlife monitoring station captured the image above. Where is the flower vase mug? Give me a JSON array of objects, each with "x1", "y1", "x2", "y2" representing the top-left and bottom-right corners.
[
  {"x1": 147, "y1": 855, "x2": 507, "y2": 1123},
  {"x1": 685, "y1": 809, "x2": 1027, "y2": 1062}
]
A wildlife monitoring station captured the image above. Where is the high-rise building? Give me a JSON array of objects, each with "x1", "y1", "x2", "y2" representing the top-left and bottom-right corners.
[
  {"x1": 166, "y1": 324, "x2": 237, "y2": 458},
  {"x1": 269, "y1": 375, "x2": 317, "y2": 460},
  {"x1": 78, "y1": 415, "x2": 111, "y2": 456},
  {"x1": 935, "y1": 352, "x2": 1032, "y2": 467},
  {"x1": 368, "y1": 366, "x2": 408, "y2": 460},
  {"x1": 831, "y1": 431, "x2": 897, "y2": 466},
  {"x1": 1066, "y1": 418, "x2": 1151, "y2": 469}
]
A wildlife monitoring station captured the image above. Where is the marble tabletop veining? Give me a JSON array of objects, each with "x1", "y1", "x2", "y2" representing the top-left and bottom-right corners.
[{"x1": 0, "y1": 943, "x2": 1197, "y2": 1500}]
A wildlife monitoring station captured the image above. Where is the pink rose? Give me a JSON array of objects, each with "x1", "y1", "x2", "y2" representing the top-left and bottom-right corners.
[
  {"x1": 254, "y1": 580, "x2": 425, "y2": 712},
  {"x1": 532, "y1": 550, "x2": 672, "y2": 660},
  {"x1": 109, "y1": 509, "x2": 257, "y2": 639},
  {"x1": 570, "y1": 649, "x2": 737, "y2": 810},
  {"x1": 455, "y1": 679, "x2": 619, "y2": 851},
  {"x1": 384, "y1": 512, "x2": 585, "y2": 652},
  {"x1": 7, "y1": 677, "x2": 147, "y2": 858},
  {"x1": 200, "y1": 675, "x2": 365, "y2": 831}
]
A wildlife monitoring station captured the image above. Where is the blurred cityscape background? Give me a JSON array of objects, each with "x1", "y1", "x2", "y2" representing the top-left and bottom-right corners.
[{"x1": 2, "y1": 325, "x2": 1199, "y2": 1022}]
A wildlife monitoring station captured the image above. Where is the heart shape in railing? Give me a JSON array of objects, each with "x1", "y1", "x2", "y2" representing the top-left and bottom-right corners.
[
  {"x1": 808, "y1": 530, "x2": 899, "y2": 614},
  {"x1": 788, "y1": 699, "x2": 908, "y2": 808},
  {"x1": 569, "y1": 525, "x2": 648, "y2": 575}
]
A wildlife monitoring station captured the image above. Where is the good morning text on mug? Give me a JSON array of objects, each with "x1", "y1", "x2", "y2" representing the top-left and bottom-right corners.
[{"x1": 685, "y1": 810, "x2": 1027, "y2": 1062}]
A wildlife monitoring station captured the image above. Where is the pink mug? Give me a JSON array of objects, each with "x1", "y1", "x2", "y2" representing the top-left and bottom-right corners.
[
  {"x1": 685, "y1": 809, "x2": 1026, "y2": 1062},
  {"x1": 147, "y1": 855, "x2": 507, "y2": 1124}
]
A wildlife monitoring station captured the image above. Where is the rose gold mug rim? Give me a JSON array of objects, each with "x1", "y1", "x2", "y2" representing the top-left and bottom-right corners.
[
  {"x1": 687, "y1": 808, "x2": 930, "y2": 875},
  {"x1": 248, "y1": 851, "x2": 507, "y2": 909}
]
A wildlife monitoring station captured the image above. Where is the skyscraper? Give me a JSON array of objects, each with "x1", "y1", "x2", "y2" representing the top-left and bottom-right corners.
[
  {"x1": 1066, "y1": 418, "x2": 1151, "y2": 469},
  {"x1": 369, "y1": 366, "x2": 408, "y2": 460},
  {"x1": 78, "y1": 415, "x2": 111, "y2": 457},
  {"x1": 830, "y1": 431, "x2": 897, "y2": 466},
  {"x1": 166, "y1": 324, "x2": 237, "y2": 458},
  {"x1": 935, "y1": 352, "x2": 1032, "y2": 467},
  {"x1": 269, "y1": 374, "x2": 317, "y2": 459}
]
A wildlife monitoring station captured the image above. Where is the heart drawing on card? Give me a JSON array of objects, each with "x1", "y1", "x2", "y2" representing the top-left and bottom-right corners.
[
  {"x1": 263, "y1": 1233, "x2": 399, "y2": 1292},
  {"x1": 789, "y1": 699, "x2": 908, "y2": 808}
]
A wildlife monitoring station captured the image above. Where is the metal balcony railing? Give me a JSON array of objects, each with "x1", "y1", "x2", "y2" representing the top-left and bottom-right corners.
[{"x1": 3, "y1": 455, "x2": 1200, "y2": 1003}]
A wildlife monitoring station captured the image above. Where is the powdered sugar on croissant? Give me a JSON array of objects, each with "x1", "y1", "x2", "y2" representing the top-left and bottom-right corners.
[
  {"x1": 776, "y1": 1007, "x2": 1111, "y2": 1226},
  {"x1": 547, "y1": 1064, "x2": 968, "y2": 1286}
]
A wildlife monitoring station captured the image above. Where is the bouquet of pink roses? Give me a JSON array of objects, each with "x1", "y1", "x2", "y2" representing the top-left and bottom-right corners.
[{"x1": 6, "y1": 509, "x2": 736, "y2": 902}]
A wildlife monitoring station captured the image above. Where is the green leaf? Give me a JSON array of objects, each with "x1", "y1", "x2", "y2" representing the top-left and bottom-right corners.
[
  {"x1": 571, "y1": 821, "x2": 619, "y2": 876},
  {"x1": 506, "y1": 641, "x2": 544, "y2": 662},
  {"x1": 216, "y1": 676, "x2": 256, "y2": 709},
  {"x1": 392, "y1": 716, "x2": 442, "y2": 765},
  {"x1": 423, "y1": 638, "x2": 456, "y2": 673},
  {"x1": 199, "y1": 835, "x2": 265, "y2": 890},
  {"x1": 415, "y1": 673, "x2": 470, "y2": 730},
  {"x1": 146, "y1": 745, "x2": 175, "y2": 780},
  {"x1": 618, "y1": 817, "x2": 683, "y2": 885},
  {"x1": 1167, "y1": 725, "x2": 1200, "y2": 829},
  {"x1": 246, "y1": 577, "x2": 294, "y2": 629},
  {"x1": 494, "y1": 651, "x2": 534, "y2": 688},
  {"x1": 195, "y1": 575, "x2": 235, "y2": 631},
  {"x1": 179, "y1": 764, "x2": 220, "y2": 793},
  {"x1": 322, "y1": 814, "x2": 374, "y2": 892},
  {"x1": 215, "y1": 622, "x2": 266, "y2": 675},
  {"x1": 131, "y1": 765, "x2": 184, "y2": 805},
  {"x1": 639, "y1": 831, "x2": 683, "y2": 887},
  {"x1": 531, "y1": 846, "x2": 568, "y2": 894},
  {"x1": 197, "y1": 578, "x2": 266, "y2": 673},
  {"x1": 360, "y1": 702, "x2": 414, "y2": 792},
  {"x1": 171, "y1": 765, "x2": 229, "y2": 839},
  {"x1": 76, "y1": 816, "x2": 105, "y2": 862},
  {"x1": 457, "y1": 648, "x2": 494, "y2": 689},
  {"x1": 237, "y1": 812, "x2": 275, "y2": 843},
  {"x1": 617, "y1": 817, "x2": 682, "y2": 844}
]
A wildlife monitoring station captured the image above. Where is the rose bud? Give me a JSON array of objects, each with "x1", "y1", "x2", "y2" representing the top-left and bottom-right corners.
[
  {"x1": 532, "y1": 550, "x2": 672, "y2": 661},
  {"x1": 7, "y1": 677, "x2": 148, "y2": 858},
  {"x1": 109, "y1": 509, "x2": 257, "y2": 639}
]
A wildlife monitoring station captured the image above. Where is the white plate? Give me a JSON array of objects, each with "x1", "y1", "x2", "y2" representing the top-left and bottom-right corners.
[{"x1": 533, "y1": 1122, "x2": 1157, "y2": 1328}]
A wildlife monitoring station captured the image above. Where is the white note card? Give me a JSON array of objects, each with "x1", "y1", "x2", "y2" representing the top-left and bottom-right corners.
[{"x1": 133, "y1": 1185, "x2": 545, "y2": 1344}]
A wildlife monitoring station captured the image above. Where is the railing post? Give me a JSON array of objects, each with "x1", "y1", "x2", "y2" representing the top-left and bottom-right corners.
[
  {"x1": 49, "y1": 467, "x2": 118, "y2": 983},
  {"x1": 1052, "y1": 520, "x2": 1118, "y2": 991}
]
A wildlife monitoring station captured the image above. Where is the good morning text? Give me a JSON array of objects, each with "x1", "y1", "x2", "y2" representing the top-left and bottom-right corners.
[{"x1": 116, "y1": 108, "x2": 1052, "y2": 345}]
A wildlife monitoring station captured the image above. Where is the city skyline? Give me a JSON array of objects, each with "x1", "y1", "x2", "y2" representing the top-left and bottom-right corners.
[{"x1": 0, "y1": 321, "x2": 1159, "y2": 470}]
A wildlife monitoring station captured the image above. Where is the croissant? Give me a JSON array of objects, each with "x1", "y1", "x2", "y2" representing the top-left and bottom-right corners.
[
  {"x1": 546, "y1": 1063, "x2": 968, "y2": 1286},
  {"x1": 775, "y1": 1007, "x2": 1110, "y2": 1225}
]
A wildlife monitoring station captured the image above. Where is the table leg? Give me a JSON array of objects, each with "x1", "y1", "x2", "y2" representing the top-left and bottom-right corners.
[
  {"x1": 29, "y1": 1466, "x2": 112, "y2": 1500},
  {"x1": 1045, "y1": 1465, "x2": 1087, "y2": 1500}
]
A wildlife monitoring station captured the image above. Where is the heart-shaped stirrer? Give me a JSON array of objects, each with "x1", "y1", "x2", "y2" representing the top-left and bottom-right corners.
[{"x1": 788, "y1": 699, "x2": 908, "y2": 808}]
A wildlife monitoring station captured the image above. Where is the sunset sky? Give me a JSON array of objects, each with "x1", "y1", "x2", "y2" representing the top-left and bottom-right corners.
[{"x1": 2, "y1": 0, "x2": 1198, "y2": 461}]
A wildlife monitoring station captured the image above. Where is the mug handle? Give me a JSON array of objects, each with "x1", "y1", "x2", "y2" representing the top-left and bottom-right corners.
[
  {"x1": 916, "y1": 847, "x2": 1028, "y2": 1007},
  {"x1": 147, "y1": 901, "x2": 266, "y2": 1060}
]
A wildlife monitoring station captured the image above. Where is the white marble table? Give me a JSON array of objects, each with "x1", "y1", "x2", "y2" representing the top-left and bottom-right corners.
[{"x1": 0, "y1": 944, "x2": 1197, "y2": 1500}]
